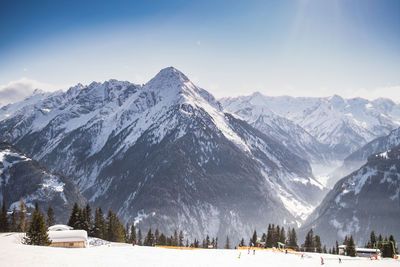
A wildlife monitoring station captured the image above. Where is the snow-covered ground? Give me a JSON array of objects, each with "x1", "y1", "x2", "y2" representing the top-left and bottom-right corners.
[{"x1": 1, "y1": 233, "x2": 399, "y2": 267}]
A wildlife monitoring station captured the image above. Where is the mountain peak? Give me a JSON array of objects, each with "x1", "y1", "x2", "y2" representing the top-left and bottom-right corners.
[
  {"x1": 144, "y1": 66, "x2": 196, "y2": 102},
  {"x1": 152, "y1": 66, "x2": 190, "y2": 84}
]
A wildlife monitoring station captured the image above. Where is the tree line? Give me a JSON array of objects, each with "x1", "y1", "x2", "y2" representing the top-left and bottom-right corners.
[
  {"x1": 0, "y1": 198, "x2": 56, "y2": 233},
  {"x1": 66, "y1": 203, "x2": 222, "y2": 248},
  {"x1": 237, "y1": 224, "x2": 298, "y2": 250},
  {"x1": 0, "y1": 198, "x2": 52, "y2": 245},
  {"x1": 1, "y1": 199, "x2": 398, "y2": 257}
]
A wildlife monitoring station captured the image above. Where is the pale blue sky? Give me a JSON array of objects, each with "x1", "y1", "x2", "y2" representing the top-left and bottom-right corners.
[{"x1": 0, "y1": 0, "x2": 399, "y2": 101}]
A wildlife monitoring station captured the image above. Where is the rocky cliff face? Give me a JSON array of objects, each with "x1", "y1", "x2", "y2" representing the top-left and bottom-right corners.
[{"x1": 0, "y1": 142, "x2": 85, "y2": 223}]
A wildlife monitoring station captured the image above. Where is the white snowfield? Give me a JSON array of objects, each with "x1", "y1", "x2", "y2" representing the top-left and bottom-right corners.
[{"x1": 1, "y1": 233, "x2": 399, "y2": 267}]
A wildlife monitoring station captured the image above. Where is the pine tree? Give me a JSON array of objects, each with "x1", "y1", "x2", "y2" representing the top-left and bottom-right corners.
[
  {"x1": 346, "y1": 235, "x2": 356, "y2": 257},
  {"x1": 250, "y1": 230, "x2": 257, "y2": 247},
  {"x1": 370, "y1": 231, "x2": 376, "y2": 248},
  {"x1": 105, "y1": 210, "x2": 125, "y2": 242},
  {"x1": 144, "y1": 228, "x2": 154, "y2": 246},
  {"x1": 274, "y1": 225, "x2": 280, "y2": 247},
  {"x1": 10, "y1": 207, "x2": 18, "y2": 232},
  {"x1": 23, "y1": 202, "x2": 51, "y2": 246},
  {"x1": 215, "y1": 237, "x2": 218, "y2": 249},
  {"x1": 225, "y1": 236, "x2": 230, "y2": 249},
  {"x1": 93, "y1": 207, "x2": 105, "y2": 239},
  {"x1": 0, "y1": 198, "x2": 9, "y2": 232},
  {"x1": 46, "y1": 206, "x2": 55, "y2": 227},
  {"x1": 280, "y1": 227, "x2": 286, "y2": 244},
  {"x1": 130, "y1": 224, "x2": 136, "y2": 243},
  {"x1": 159, "y1": 233, "x2": 166, "y2": 245},
  {"x1": 154, "y1": 228, "x2": 159, "y2": 245},
  {"x1": 179, "y1": 231, "x2": 184, "y2": 247},
  {"x1": 82, "y1": 204, "x2": 92, "y2": 234},
  {"x1": 288, "y1": 228, "x2": 298, "y2": 250},
  {"x1": 261, "y1": 233, "x2": 267, "y2": 247},
  {"x1": 112, "y1": 212, "x2": 125, "y2": 242},
  {"x1": 137, "y1": 228, "x2": 143, "y2": 245},
  {"x1": 266, "y1": 224, "x2": 274, "y2": 248},
  {"x1": 194, "y1": 238, "x2": 199, "y2": 248},
  {"x1": 314, "y1": 235, "x2": 322, "y2": 253},
  {"x1": 173, "y1": 229, "x2": 178, "y2": 246},
  {"x1": 285, "y1": 227, "x2": 290, "y2": 246},
  {"x1": 304, "y1": 229, "x2": 314, "y2": 252},
  {"x1": 335, "y1": 240, "x2": 339, "y2": 254},
  {"x1": 17, "y1": 198, "x2": 27, "y2": 232},
  {"x1": 124, "y1": 223, "x2": 130, "y2": 243},
  {"x1": 323, "y1": 245, "x2": 327, "y2": 253},
  {"x1": 205, "y1": 234, "x2": 210, "y2": 248},
  {"x1": 67, "y1": 203, "x2": 81, "y2": 230},
  {"x1": 239, "y1": 238, "x2": 245, "y2": 247}
]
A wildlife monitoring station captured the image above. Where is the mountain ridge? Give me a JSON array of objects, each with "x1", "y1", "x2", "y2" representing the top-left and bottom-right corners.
[{"x1": 0, "y1": 67, "x2": 324, "y2": 242}]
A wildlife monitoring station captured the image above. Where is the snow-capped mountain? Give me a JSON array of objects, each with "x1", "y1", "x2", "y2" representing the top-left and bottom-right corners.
[
  {"x1": 221, "y1": 93, "x2": 332, "y2": 165},
  {"x1": 222, "y1": 94, "x2": 400, "y2": 160},
  {"x1": 0, "y1": 67, "x2": 324, "y2": 241},
  {"x1": 328, "y1": 127, "x2": 400, "y2": 187},
  {"x1": 0, "y1": 142, "x2": 85, "y2": 222},
  {"x1": 301, "y1": 145, "x2": 400, "y2": 246}
]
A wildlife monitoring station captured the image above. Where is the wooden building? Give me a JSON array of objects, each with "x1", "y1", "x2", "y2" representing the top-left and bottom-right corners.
[{"x1": 48, "y1": 224, "x2": 88, "y2": 248}]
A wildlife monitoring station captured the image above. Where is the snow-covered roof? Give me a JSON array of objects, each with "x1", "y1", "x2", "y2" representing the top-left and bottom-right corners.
[
  {"x1": 48, "y1": 230, "x2": 88, "y2": 243},
  {"x1": 356, "y1": 248, "x2": 379, "y2": 253},
  {"x1": 48, "y1": 224, "x2": 73, "y2": 231}
]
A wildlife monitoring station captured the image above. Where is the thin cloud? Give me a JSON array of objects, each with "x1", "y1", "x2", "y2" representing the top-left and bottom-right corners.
[{"x1": 0, "y1": 78, "x2": 58, "y2": 107}]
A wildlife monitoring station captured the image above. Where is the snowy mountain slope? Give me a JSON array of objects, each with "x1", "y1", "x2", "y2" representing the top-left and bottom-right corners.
[
  {"x1": 0, "y1": 67, "x2": 323, "y2": 241},
  {"x1": 222, "y1": 94, "x2": 400, "y2": 160},
  {"x1": 0, "y1": 142, "x2": 85, "y2": 222},
  {"x1": 328, "y1": 126, "x2": 400, "y2": 188},
  {"x1": 220, "y1": 94, "x2": 332, "y2": 165},
  {"x1": 301, "y1": 145, "x2": 400, "y2": 246}
]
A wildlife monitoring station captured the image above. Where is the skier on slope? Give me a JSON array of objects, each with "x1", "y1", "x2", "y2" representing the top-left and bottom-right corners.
[{"x1": 320, "y1": 257, "x2": 324, "y2": 265}]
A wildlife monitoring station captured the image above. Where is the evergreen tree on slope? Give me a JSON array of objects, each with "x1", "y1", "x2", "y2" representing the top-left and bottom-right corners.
[
  {"x1": 24, "y1": 202, "x2": 51, "y2": 246},
  {"x1": 46, "y1": 206, "x2": 55, "y2": 227},
  {"x1": 0, "y1": 199, "x2": 9, "y2": 232}
]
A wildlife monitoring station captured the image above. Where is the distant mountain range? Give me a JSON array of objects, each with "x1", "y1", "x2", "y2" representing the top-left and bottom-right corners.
[
  {"x1": 329, "y1": 127, "x2": 400, "y2": 187},
  {"x1": 222, "y1": 93, "x2": 400, "y2": 162},
  {"x1": 0, "y1": 67, "x2": 399, "y2": 245},
  {"x1": 302, "y1": 144, "x2": 400, "y2": 246}
]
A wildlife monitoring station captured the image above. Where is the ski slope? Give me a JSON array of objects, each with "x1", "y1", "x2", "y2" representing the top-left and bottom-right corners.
[{"x1": 0, "y1": 233, "x2": 399, "y2": 267}]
